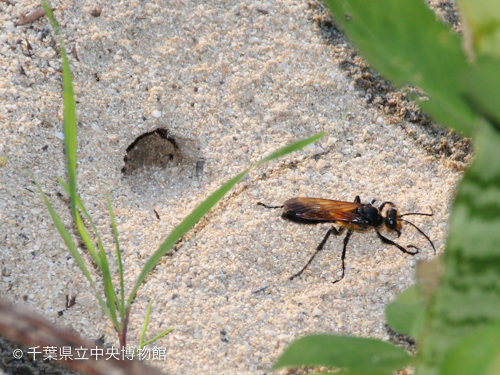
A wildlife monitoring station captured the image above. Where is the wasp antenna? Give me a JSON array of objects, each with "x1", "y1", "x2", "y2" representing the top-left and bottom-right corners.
[
  {"x1": 379, "y1": 201, "x2": 395, "y2": 211},
  {"x1": 400, "y1": 219, "x2": 436, "y2": 255},
  {"x1": 257, "y1": 202, "x2": 284, "y2": 209},
  {"x1": 399, "y1": 211, "x2": 433, "y2": 218}
]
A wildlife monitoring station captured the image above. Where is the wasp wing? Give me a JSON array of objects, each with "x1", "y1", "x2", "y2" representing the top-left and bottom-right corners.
[{"x1": 283, "y1": 197, "x2": 363, "y2": 222}]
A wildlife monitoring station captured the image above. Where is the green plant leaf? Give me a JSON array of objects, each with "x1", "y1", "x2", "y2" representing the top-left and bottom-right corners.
[
  {"x1": 463, "y1": 57, "x2": 500, "y2": 131},
  {"x1": 416, "y1": 120, "x2": 500, "y2": 375},
  {"x1": 127, "y1": 133, "x2": 325, "y2": 306},
  {"x1": 324, "y1": 0, "x2": 475, "y2": 136},
  {"x1": 441, "y1": 320, "x2": 500, "y2": 375},
  {"x1": 273, "y1": 334, "x2": 412, "y2": 373},
  {"x1": 458, "y1": 0, "x2": 500, "y2": 59},
  {"x1": 385, "y1": 285, "x2": 426, "y2": 339}
]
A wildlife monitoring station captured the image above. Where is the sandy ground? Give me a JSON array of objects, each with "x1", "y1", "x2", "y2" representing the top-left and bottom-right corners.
[{"x1": 1, "y1": 0, "x2": 465, "y2": 374}]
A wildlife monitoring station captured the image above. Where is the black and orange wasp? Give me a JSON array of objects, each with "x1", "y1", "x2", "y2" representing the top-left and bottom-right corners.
[{"x1": 258, "y1": 195, "x2": 435, "y2": 284}]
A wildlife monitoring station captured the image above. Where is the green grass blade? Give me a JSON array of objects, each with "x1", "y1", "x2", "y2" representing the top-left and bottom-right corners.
[
  {"x1": 57, "y1": 178, "x2": 100, "y2": 265},
  {"x1": 139, "y1": 300, "x2": 153, "y2": 347},
  {"x1": 107, "y1": 192, "x2": 125, "y2": 318},
  {"x1": 33, "y1": 177, "x2": 92, "y2": 286},
  {"x1": 140, "y1": 327, "x2": 174, "y2": 348},
  {"x1": 32, "y1": 174, "x2": 113, "y2": 321},
  {"x1": 127, "y1": 133, "x2": 325, "y2": 306},
  {"x1": 134, "y1": 299, "x2": 173, "y2": 355},
  {"x1": 257, "y1": 134, "x2": 325, "y2": 165},
  {"x1": 56, "y1": 182, "x2": 119, "y2": 327},
  {"x1": 41, "y1": 1, "x2": 77, "y2": 217},
  {"x1": 98, "y1": 243, "x2": 119, "y2": 330},
  {"x1": 73, "y1": 210, "x2": 99, "y2": 262},
  {"x1": 42, "y1": 0, "x2": 118, "y2": 332},
  {"x1": 57, "y1": 177, "x2": 102, "y2": 266}
]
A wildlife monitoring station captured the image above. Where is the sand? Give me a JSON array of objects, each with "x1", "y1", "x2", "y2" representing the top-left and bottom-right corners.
[{"x1": 1, "y1": 0, "x2": 465, "y2": 374}]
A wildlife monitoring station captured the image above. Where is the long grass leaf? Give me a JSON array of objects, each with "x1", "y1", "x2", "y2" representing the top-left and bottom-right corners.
[
  {"x1": 257, "y1": 135, "x2": 325, "y2": 165},
  {"x1": 41, "y1": 1, "x2": 78, "y2": 217},
  {"x1": 32, "y1": 175, "x2": 113, "y2": 320},
  {"x1": 140, "y1": 327, "x2": 174, "y2": 348},
  {"x1": 73, "y1": 210, "x2": 99, "y2": 263},
  {"x1": 98, "y1": 244, "x2": 119, "y2": 330},
  {"x1": 57, "y1": 177, "x2": 101, "y2": 266},
  {"x1": 139, "y1": 300, "x2": 153, "y2": 347},
  {"x1": 134, "y1": 299, "x2": 173, "y2": 354},
  {"x1": 127, "y1": 133, "x2": 325, "y2": 306},
  {"x1": 107, "y1": 192, "x2": 126, "y2": 319},
  {"x1": 42, "y1": 0, "x2": 117, "y2": 330}
]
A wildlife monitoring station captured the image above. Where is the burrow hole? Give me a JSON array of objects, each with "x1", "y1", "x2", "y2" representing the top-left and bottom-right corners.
[{"x1": 122, "y1": 127, "x2": 205, "y2": 202}]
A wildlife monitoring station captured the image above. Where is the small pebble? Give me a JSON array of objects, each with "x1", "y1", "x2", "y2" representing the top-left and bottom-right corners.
[
  {"x1": 211, "y1": 313, "x2": 222, "y2": 324},
  {"x1": 4, "y1": 21, "x2": 15, "y2": 32},
  {"x1": 312, "y1": 307, "x2": 323, "y2": 317},
  {"x1": 108, "y1": 134, "x2": 119, "y2": 143}
]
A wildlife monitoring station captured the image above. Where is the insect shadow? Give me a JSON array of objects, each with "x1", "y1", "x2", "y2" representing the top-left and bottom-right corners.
[{"x1": 258, "y1": 196, "x2": 435, "y2": 284}]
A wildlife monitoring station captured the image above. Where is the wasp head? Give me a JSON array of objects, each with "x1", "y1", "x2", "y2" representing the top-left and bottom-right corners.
[{"x1": 384, "y1": 208, "x2": 402, "y2": 236}]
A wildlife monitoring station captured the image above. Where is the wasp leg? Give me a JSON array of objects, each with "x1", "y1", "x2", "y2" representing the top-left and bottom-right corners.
[
  {"x1": 354, "y1": 196, "x2": 361, "y2": 203},
  {"x1": 332, "y1": 230, "x2": 352, "y2": 284},
  {"x1": 332, "y1": 230, "x2": 353, "y2": 284},
  {"x1": 257, "y1": 202, "x2": 284, "y2": 209},
  {"x1": 290, "y1": 226, "x2": 342, "y2": 281},
  {"x1": 375, "y1": 231, "x2": 418, "y2": 255}
]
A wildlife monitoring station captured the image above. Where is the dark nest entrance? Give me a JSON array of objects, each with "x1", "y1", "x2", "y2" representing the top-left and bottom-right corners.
[
  {"x1": 122, "y1": 128, "x2": 180, "y2": 175},
  {"x1": 122, "y1": 127, "x2": 204, "y2": 203}
]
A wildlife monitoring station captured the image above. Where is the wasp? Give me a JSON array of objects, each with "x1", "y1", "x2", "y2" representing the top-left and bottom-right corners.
[{"x1": 258, "y1": 196, "x2": 435, "y2": 284}]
